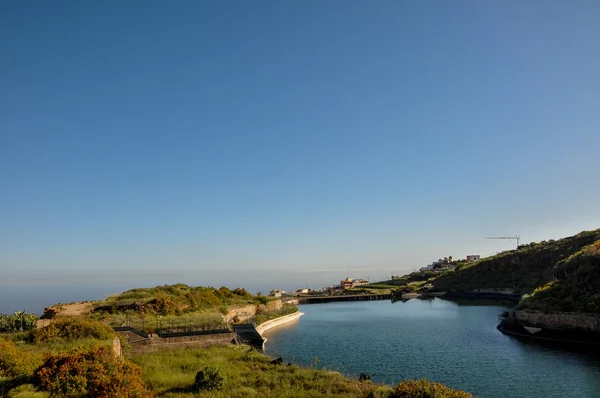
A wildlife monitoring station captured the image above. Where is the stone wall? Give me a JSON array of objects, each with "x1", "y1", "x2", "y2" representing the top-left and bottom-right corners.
[{"x1": 515, "y1": 310, "x2": 600, "y2": 332}]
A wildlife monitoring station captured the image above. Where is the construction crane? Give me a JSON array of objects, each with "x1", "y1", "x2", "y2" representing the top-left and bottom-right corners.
[{"x1": 486, "y1": 235, "x2": 521, "y2": 248}]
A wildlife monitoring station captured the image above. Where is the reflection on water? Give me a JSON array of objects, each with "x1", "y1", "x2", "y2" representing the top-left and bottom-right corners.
[{"x1": 263, "y1": 298, "x2": 600, "y2": 398}]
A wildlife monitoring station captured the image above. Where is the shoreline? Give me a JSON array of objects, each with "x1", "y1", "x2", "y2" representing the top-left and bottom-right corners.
[{"x1": 256, "y1": 311, "x2": 305, "y2": 344}]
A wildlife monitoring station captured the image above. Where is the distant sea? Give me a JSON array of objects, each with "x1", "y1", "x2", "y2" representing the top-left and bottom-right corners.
[{"x1": 0, "y1": 284, "x2": 134, "y2": 315}]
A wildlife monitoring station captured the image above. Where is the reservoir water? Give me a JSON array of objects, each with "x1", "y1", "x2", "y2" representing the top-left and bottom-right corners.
[{"x1": 263, "y1": 298, "x2": 600, "y2": 398}]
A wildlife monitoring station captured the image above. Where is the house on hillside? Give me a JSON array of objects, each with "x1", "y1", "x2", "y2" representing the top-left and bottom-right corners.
[
  {"x1": 466, "y1": 255, "x2": 481, "y2": 262},
  {"x1": 341, "y1": 278, "x2": 354, "y2": 290},
  {"x1": 269, "y1": 289, "x2": 286, "y2": 298}
]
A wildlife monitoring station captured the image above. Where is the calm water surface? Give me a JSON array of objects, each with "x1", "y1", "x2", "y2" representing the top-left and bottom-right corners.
[{"x1": 263, "y1": 299, "x2": 600, "y2": 398}]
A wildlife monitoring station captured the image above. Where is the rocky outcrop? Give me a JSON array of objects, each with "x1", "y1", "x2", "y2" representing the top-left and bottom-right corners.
[
  {"x1": 223, "y1": 305, "x2": 257, "y2": 323},
  {"x1": 266, "y1": 299, "x2": 282, "y2": 311},
  {"x1": 222, "y1": 299, "x2": 283, "y2": 323}
]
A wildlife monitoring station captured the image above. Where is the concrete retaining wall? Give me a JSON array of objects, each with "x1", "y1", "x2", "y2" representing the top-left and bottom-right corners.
[
  {"x1": 515, "y1": 310, "x2": 600, "y2": 332},
  {"x1": 255, "y1": 311, "x2": 304, "y2": 336},
  {"x1": 127, "y1": 332, "x2": 236, "y2": 354}
]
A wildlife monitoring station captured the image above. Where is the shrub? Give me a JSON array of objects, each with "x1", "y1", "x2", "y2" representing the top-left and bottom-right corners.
[
  {"x1": 0, "y1": 339, "x2": 36, "y2": 378},
  {"x1": 150, "y1": 296, "x2": 180, "y2": 315},
  {"x1": 36, "y1": 346, "x2": 153, "y2": 398},
  {"x1": 193, "y1": 366, "x2": 225, "y2": 391},
  {"x1": 31, "y1": 318, "x2": 115, "y2": 343},
  {"x1": 390, "y1": 379, "x2": 472, "y2": 398},
  {"x1": 232, "y1": 288, "x2": 250, "y2": 297},
  {"x1": 5, "y1": 383, "x2": 49, "y2": 397}
]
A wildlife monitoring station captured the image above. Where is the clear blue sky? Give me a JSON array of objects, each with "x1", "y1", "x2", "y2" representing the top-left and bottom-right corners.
[{"x1": 1, "y1": 1, "x2": 600, "y2": 299}]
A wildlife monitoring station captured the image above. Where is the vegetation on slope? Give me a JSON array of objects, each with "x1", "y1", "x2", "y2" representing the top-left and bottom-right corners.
[
  {"x1": 131, "y1": 345, "x2": 471, "y2": 398},
  {"x1": 253, "y1": 303, "x2": 298, "y2": 325},
  {"x1": 432, "y1": 229, "x2": 600, "y2": 292},
  {"x1": 31, "y1": 318, "x2": 116, "y2": 343},
  {"x1": 518, "y1": 238, "x2": 600, "y2": 313},
  {"x1": 92, "y1": 284, "x2": 269, "y2": 316},
  {"x1": 37, "y1": 346, "x2": 153, "y2": 398},
  {"x1": 2, "y1": 336, "x2": 472, "y2": 398},
  {"x1": 0, "y1": 319, "x2": 122, "y2": 397}
]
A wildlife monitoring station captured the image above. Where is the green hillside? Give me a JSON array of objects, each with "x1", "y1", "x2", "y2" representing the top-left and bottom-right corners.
[
  {"x1": 518, "y1": 238, "x2": 600, "y2": 313},
  {"x1": 432, "y1": 229, "x2": 600, "y2": 292}
]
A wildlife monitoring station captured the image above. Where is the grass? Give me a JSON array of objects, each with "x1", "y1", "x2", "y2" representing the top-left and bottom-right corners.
[
  {"x1": 253, "y1": 305, "x2": 298, "y2": 325},
  {"x1": 131, "y1": 345, "x2": 388, "y2": 398}
]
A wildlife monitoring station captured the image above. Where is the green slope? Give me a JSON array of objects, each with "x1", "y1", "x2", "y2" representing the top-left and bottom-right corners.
[
  {"x1": 518, "y1": 238, "x2": 600, "y2": 313},
  {"x1": 432, "y1": 229, "x2": 600, "y2": 293}
]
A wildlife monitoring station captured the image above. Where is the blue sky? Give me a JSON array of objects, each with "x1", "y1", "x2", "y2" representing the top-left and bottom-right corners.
[{"x1": 1, "y1": 1, "x2": 600, "y2": 302}]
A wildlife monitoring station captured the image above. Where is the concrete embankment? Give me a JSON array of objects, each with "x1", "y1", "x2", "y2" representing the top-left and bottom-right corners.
[
  {"x1": 497, "y1": 310, "x2": 600, "y2": 346},
  {"x1": 256, "y1": 311, "x2": 304, "y2": 336},
  {"x1": 514, "y1": 310, "x2": 600, "y2": 333}
]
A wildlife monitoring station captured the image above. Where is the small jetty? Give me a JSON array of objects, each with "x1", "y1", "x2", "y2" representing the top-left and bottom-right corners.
[
  {"x1": 497, "y1": 319, "x2": 600, "y2": 348},
  {"x1": 444, "y1": 291, "x2": 522, "y2": 302},
  {"x1": 296, "y1": 293, "x2": 391, "y2": 304}
]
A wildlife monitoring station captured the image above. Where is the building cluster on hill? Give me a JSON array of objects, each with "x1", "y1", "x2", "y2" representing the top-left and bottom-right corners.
[
  {"x1": 418, "y1": 254, "x2": 481, "y2": 273},
  {"x1": 419, "y1": 256, "x2": 455, "y2": 272},
  {"x1": 339, "y1": 277, "x2": 369, "y2": 290},
  {"x1": 269, "y1": 276, "x2": 370, "y2": 297}
]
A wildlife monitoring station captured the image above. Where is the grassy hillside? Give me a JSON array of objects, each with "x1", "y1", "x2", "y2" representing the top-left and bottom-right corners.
[
  {"x1": 432, "y1": 229, "x2": 600, "y2": 292},
  {"x1": 132, "y1": 345, "x2": 471, "y2": 398},
  {"x1": 91, "y1": 284, "x2": 271, "y2": 315},
  {"x1": 518, "y1": 238, "x2": 600, "y2": 313}
]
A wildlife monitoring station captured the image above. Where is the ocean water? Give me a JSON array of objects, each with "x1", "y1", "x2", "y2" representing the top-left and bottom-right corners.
[{"x1": 263, "y1": 298, "x2": 600, "y2": 398}]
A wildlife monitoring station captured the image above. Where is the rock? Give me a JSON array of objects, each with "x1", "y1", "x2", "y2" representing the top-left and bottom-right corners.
[{"x1": 270, "y1": 357, "x2": 283, "y2": 365}]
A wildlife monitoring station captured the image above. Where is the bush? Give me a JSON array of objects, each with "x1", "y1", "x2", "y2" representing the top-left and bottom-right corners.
[
  {"x1": 0, "y1": 339, "x2": 36, "y2": 378},
  {"x1": 5, "y1": 383, "x2": 49, "y2": 397},
  {"x1": 31, "y1": 318, "x2": 115, "y2": 343},
  {"x1": 193, "y1": 366, "x2": 225, "y2": 391},
  {"x1": 390, "y1": 379, "x2": 472, "y2": 398},
  {"x1": 150, "y1": 296, "x2": 180, "y2": 315},
  {"x1": 36, "y1": 346, "x2": 153, "y2": 398}
]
